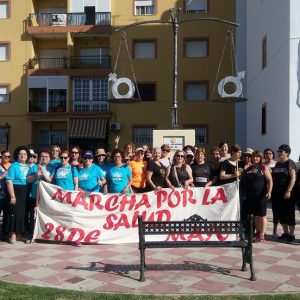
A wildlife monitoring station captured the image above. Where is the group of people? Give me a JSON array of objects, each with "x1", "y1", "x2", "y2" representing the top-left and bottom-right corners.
[{"x1": 0, "y1": 140, "x2": 299, "y2": 245}]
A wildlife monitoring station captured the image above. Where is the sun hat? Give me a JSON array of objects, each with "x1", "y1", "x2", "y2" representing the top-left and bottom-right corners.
[{"x1": 244, "y1": 148, "x2": 254, "y2": 155}]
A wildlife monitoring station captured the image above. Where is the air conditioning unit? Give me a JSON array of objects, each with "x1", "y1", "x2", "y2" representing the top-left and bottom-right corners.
[{"x1": 110, "y1": 122, "x2": 122, "y2": 131}]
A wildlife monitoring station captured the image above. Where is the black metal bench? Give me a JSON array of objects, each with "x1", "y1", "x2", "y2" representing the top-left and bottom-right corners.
[{"x1": 138, "y1": 214, "x2": 256, "y2": 281}]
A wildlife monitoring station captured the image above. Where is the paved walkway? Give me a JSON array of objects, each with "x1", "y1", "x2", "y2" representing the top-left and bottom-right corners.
[{"x1": 0, "y1": 209, "x2": 299, "y2": 295}]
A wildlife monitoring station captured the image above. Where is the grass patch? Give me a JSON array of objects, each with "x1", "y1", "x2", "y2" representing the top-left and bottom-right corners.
[{"x1": 0, "y1": 281, "x2": 299, "y2": 300}]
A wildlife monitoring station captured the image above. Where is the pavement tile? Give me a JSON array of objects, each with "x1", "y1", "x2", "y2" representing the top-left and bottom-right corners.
[
  {"x1": 288, "y1": 276, "x2": 300, "y2": 287},
  {"x1": 2, "y1": 262, "x2": 36, "y2": 274},
  {"x1": 256, "y1": 270, "x2": 290, "y2": 283},
  {"x1": 266, "y1": 264, "x2": 300, "y2": 276},
  {"x1": 140, "y1": 281, "x2": 182, "y2": 294},
  {"x1": 274, "y1": 283, "x2": 300, "y2": 293},
  {"x1": 41, "y1": 272, "x2": 74, "y2": 285},
  {"x1": 93, "y1": 282, "x2": 133, "y2": 293},
  {"x1": 189, "y1": 278, "x2": 230, "y2": 293},
  {"x1": 253, "y1": 254, "x2": 280, "y2": 264},
  {"x1": 3, "y1": 273, "x2": 34, "y2": 284},
  {"x1": 160, "y1": 273, "x2": 201, "y2": 287},
  {"x1": 20, "y1": 267, "x2": 59, "y2": 279},
  {"x1": 259, "y1": 249, "x2": 291, "y2": 259},
  {"x1": 26, "y1": 256, "x2": 62, "y2": 267},
  {"x1": 240, "y1": 279, "x2": 280, "y2": 292},
  {"x1": 112, "y1": 276, "x2": 152, "y2": 289}
]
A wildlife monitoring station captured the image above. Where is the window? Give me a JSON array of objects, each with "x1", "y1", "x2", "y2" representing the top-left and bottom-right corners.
[
  {"x1": 38, "y1": 130, "x2": 67, "y2": 149},
  {"x1": 80, "y1": 48, "x2": 109, "y2": 66},
  {"x1": 0, "y1": 43, "x2": 9, "y2": 61},
  {"x1": 133, "y1": 127, "x2": 154, "y2": 146},
  {"x1": 0, "y1": 1, "x2": 9, "y2": 19},
  {"x1": 0, "y1": 85, "x2": 9, "y2": 102},
  {"x1": 261, "y1": 103, "x2": 267, "y2": 135},
  {"x1": 185, "y1": 0, "x2": 208, "y2": 13},
  {"x1": 262, "y1": 35, "x2": 267, "y2": 69},
  {"x1": 133, "y1": 40, "x2": 156, "y2": 59},
  {"x1": 134, "y1": 83, "x2": 156, "y2": 101},
  {"x1": 184, "y1": 125, "x2": 208, "y2": 144},
  {"x1": 184, "y1": 38, "x2": 208, "y2": 57},
  {"x1": 0, "y1": 128, "x2": 7, "y2": 145},
  {"x1": 134, "y1": 0, "x2": 155, "y2": 15},
  {"x1": 73, "y1": 77, "x2": 109, "y2": 112},
  {"x1": 184, "y1": 81, "x2": 208, "y2": 101}
]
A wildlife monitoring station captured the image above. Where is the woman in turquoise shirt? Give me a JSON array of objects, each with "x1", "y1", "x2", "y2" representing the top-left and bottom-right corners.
[
  {"x1": 78, "y1": 150, "x2": 106, "y2": 192},
  {"x1": 5, "y1": 146, "x2": 33, "y2": 244}
]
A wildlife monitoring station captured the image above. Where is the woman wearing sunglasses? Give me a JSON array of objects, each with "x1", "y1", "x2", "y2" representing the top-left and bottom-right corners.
[
  {"x1": 78, "y1": 151, "x2": 106, "y2": 192},
  {"x1": 52, "y1": 150, "x2": 78, "y2": 191},
  {"x1": 166, "y1": 150, "x2": 193, "y2": 189}
]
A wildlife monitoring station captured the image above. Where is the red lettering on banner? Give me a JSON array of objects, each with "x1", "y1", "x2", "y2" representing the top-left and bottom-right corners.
[
  {"x1": 84, "y1": 230, "x2": 101, "y2": 243},
  {"x1": 134, "y1": 194, "x2": 150, "y2": 210},
  {"x1": 41, "y1": 223, "x2": 54, "y2": 240},
  {"x1": 166, "y1": 234, "x2": 186, "y2": 241},
  {"x1": 66, "y1": 228, "x2": 85, "y2": 242},
  {"x1": 156, "y1": 209, "x2": 171, "y2": 221},
  {"x1": 113, "y1": 213, "x2": 131, "y2": 230},
  {"x1": 119, "y1": 194, "x2": 136, "y2": 212},
  {"x1": 103, "y1": 214, "x2": 118, "y2": 230},
  {"x1": 156, "y1": 190, "x2": 168, "y2": 208},
  {"x1": 187, "y1": 234, "x2": 212, "y2": 241},
  {"x1": 105, "y1": 195, "x2": 119, "y2": 211},
  {"x1": 202, "y1": 188, "x2": 211, "y2": 205},
  {"x1": 168, "y1": 190, "x2": 181, "y2": 208},
  {"x1": 72, "y1": 192, "x2": 88, "y2": 210},
  {"x1": 181, "y1": 189, "x2": 197, "y2": 206},
  {"x1": 51, "y1": 189, "x2": 73, "y2": 204},
  {"x1": 202, "y1": 188, "x2": 227, "y2": 205},
  {"x1": 89, "y1": 194, "x2": 104, "y2": 211},
  {"x1": 216, "y1": 234, "x2": 229, "y2": 241},
  {"x1": 54, "y1": 225, "x2": 66, "y2": 241},
  {"x1": 211, "y1": 188, "x2": 227, "y2": 204}
]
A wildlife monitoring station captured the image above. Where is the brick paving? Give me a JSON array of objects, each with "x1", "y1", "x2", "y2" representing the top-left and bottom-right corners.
[{"x1": 0, "y1": 209, "x2": 299, "y2": 295}]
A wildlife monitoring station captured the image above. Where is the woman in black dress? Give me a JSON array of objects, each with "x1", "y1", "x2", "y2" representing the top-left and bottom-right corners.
[
  {"x1": 146, "y1": 147, "x2": 167, "y2": 191},
  {"x1": 166, "y1": 150, "x2": 193, "y2": 189},
  {"x1": 271, "y1": 144, "x2": 297, "y2": 242},
  {"x1": 243, "y1": 150, "x2": 273, "y2": 242}
]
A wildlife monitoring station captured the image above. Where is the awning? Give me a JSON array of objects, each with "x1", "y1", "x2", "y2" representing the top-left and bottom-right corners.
[{"x1": 68, "y1": 118, "x2": 107, "y2": 139}]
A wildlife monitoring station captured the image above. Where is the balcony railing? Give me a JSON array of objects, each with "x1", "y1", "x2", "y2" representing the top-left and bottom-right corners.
[
  {"x1": 28, "y1": 100, "x2": 109, "y2": 113},
  {"x1": 28, "y1": 12, "x2": 111, "y2": 27},
  {"x1": 29, "y1": 100, "x2": 66, "y2": 113},
  {"x1": 71, "y1": 100, "x2": 109, "y2": 112},
  {"x1": 27, "y1": 56, "x2": 111, "y2": 69}
]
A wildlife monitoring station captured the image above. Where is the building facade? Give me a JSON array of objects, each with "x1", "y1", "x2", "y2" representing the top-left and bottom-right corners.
[
  {"x1": 0, "y1": 0, "x2": 236, "y2": 153},
  {"x1": 245, "y1": 0, "x2": 300, "y2": 160}
]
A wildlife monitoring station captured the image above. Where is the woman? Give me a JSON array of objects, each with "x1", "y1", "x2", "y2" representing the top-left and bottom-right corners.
[
  {"x1": 242, "y1": 148, "x2": 254, "y2": 170},
  {"x1": 264, "y1": 148, "x2": 277, "y2": 169},
  {"x1": 166, "y1": 150, "x2": 193, "y2": 189},
  {"x1": 78, "y1": 151, "x2": 106, "y2": 192},
  {"x1": 160, "y1": 144, "x2": 172, "y2": 168},
  {"x1": 219, "y1": 142, "x2": 231, "y2": 162},
  {"x1": 129, "y1": 148, "x2": 148, "y2": 193},
  {"x1": 70, "y1": 146, "x2": 81, "y2": 167},
  {"x1": 1, "y1": 150, "x2": 11, "y2": 170},
  {"x1": 53, "y1": 150, "x2": 78, "y2": 191},
  {"x1": 219, "y1": 144, "x2": 242, "y2": 184},
  {"x1": 210, "y1": 146, "x2": 221, "y2": 186},
  {"x1": 243, "y1": 151, "x2": 273, "y2": 242},
  {"x1": 271, "y1": 144, "x2": 297, "y2": 242},
  {"x1": 123, "y1": 142, "x2": 136, "y2": 161},
  {"x1": 104, "y1": 149, "x2": 132, "y2": 194},
  {"x1": 146, "y1": 147, "x2": 167, "y2": 191},
  {"x1": 4, "y1": 146, "x2": 33, "y2": 244},
  {"x1": 94, "y1": 148, "x2": 111, "y2": 178},
  {"x1": 191, "y1": 148, "x2": 215, "y2": 188},
  {"x1": 49, "y1": 144, "x2": 61, "y2": 167}
]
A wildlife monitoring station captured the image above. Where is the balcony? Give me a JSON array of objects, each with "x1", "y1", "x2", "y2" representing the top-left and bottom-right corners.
[
  {"x1": 28, "y1": 100, "x2": 109, "y2": 114},
  {"x1": 71, "y1": 100, "x2": 109, "y2": 113},
  {"x1": 27, "y1": 56, "x2": 111, "y2": 70},
  {"x1": 29, "y1": 12, "x2": 111, "y2": 26},
  {"x1": 29, "y1": 100, "x2": 66, "y2": 113}
]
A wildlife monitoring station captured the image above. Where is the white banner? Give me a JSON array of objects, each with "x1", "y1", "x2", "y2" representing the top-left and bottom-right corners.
[{"x1": 33, "y1": 181, "x2": 240, "y2": 244}]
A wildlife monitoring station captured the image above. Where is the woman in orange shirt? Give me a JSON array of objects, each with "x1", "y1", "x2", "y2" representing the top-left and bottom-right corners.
[{"x1": 129, "y1": 148, "x2": 148, "y2": 193}]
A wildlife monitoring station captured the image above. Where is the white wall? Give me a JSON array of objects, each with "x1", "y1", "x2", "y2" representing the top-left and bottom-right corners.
[
  {"x1": 246, "y1": 0, "x2": 291, "y2": 156},
  {"x1": 289, "y1": 0, "x2": 300, "y2": 160}
]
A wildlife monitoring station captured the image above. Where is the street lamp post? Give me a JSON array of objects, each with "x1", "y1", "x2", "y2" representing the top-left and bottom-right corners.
[{"x1": 115, "y1": 9, "x2": 238, "y2": 129}]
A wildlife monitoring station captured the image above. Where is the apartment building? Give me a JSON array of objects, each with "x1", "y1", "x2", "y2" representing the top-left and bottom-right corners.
[{"x1": 0, "y1": 0, "x2": 236, "y2": 153}]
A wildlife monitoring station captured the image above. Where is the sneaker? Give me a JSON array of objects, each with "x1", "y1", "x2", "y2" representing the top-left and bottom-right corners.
[
  {"x1": 286, "y1": 234, "x2": 296, "y2": 243},
  {"x1": 254, "y1": 234, "x2": 265, "y2": 243},
  {"x1": 278, "y1": 233, "x2": 289, "y2": 240},
  {"x1": 8, "y1": 238, "x2": 16, "y2": 244}
]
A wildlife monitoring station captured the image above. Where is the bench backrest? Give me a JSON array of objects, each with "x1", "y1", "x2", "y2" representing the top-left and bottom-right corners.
[{"x1": 138, "y1": 215, "x2": 245, "y2": 236}]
